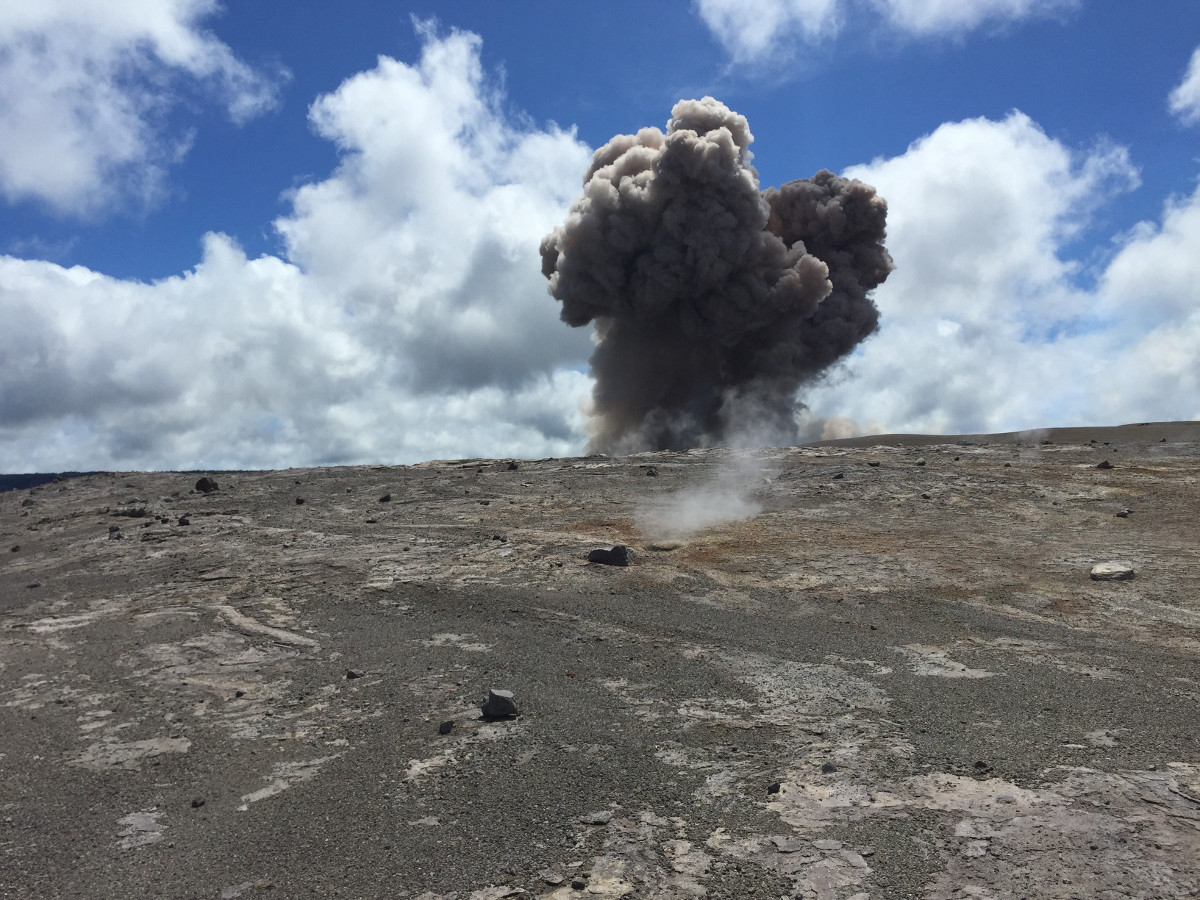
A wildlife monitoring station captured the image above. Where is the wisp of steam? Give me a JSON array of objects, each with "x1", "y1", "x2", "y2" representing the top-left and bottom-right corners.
[
  {"x1": 637, "y1": 451, "x2": 767, "y2": 542},
  {"x1": 541, "y1": 97, "x2": 893, "y2": 454}
]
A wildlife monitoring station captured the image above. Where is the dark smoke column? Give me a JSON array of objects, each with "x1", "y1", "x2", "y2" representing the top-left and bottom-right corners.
[{"x1": 540, "y1": 97, "x2": 892, "y2": 453}]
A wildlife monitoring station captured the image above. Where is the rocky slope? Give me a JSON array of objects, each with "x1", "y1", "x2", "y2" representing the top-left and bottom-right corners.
[{"x1": 2, "y1": 423, "x2": 1198, "y2": 899}]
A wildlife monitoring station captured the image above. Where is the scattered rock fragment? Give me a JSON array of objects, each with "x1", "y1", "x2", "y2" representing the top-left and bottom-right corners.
[
  {"x1": 345, "y1": 669, "x2": 365, "y2": 680},
  {"x1": 821, "y1": 762, "x2": 838, "y2": 774},
  {"x1": 1116, "y1": 509, "x2": 1131, "y2": 518},
  {"x1": 571, "y1": 880, "x2": 586, "y2": 891},
  {"x1": 1090, "y1": 561, "x2": 1135, "y2": 581},
  {"x1": 20, "y1": 498, "x2": 35, "y2": 507},
  {"x1": 813, "y1": 839, "x2": 843, "y2": 851},
  {"x1": 833, "y1": 472, "x2": 844, "y2": 480},
  {"x1": 438, "y1": 721, "x2": 454, "y2": 735},
  {"x1": 295, "y1": 497, "x2": 305, "y2": 505},
  {"x1": 915, "y1": 457, "x2": 926, "y2": 466},
  {"x1": 1096, "y1": 460, "x2": 1113, "y2": 469},
  {"x1": 379, "y1": 493, "x2": 391, "y2": 503},
  {"x1": 191, "y1": 797, "x2": 205, "y2": 809},
  {"x1": 178, "y1": 516, "x2": 190, "y2": 526},
  {"x1": 770, "y1": 836, "x2": 804, "y2": 852},
  {"x1": 867, "y1": 461, "x2": 880, "y2": 467},
  {"x1": 579, "y1": 810, "x2": 613, "y2": 825},
  {"x1": 645, "y1": 466, "x2": 658, "y2": 476},
  {"x1": 195, "y1": 477, "x2": 218, "y2": 493},
  {"x1": 541, "y1": 872, "x2": 565, "y2": 886},
  {"x1": 507, "y1": 461, "x2": 519, "y2": 471},
  {"x1": 766, "y1": 782, "x2": 781, "y2": 795},
  {"x1": 10, "y1": 545, "x2": 19, "y2": 552},
  {"x1": 480, "y1": 688, "x2": 519, "y2": 718},
  {"x1": 587, "y1": 545, "x2": 630, "y2": 566}
]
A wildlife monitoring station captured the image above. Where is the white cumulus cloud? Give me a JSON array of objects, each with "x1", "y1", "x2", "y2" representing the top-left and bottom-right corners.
[
  {"x1": 1169, "y1": 46, "x2": 1200, "y2": 126},
  {"x1": 0, "y1": 0, "x2": 285, "y2": 217},
  {"x1": 695, "y1": 0, "x2": 1078, "y2": 63},
  {"x1": 694, "y1": 0, "x2": 842, "y2": 63},
  {"x1": 0, "y1": 24, "x2": 593, "y2": 472},
  {"x1": 801, "y1": 111, "x2": 1200, "y2": 435},
  {"x1": 872, "y1": 0, "x2": 1078, "y2": 36}
]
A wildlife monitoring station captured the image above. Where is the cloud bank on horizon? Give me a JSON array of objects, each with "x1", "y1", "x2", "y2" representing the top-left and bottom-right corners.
[{"x1": 1, "y1": 2, "x2": 1199, "y2": 471}]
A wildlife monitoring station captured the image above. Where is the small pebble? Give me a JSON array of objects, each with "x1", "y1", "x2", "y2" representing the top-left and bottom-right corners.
[
  {"x1": 1090, "y1": 561, "x2": 1135, "y2": 581},
  {"x1": 438, "y1": 721, "x2": 454, "y2": 735}
]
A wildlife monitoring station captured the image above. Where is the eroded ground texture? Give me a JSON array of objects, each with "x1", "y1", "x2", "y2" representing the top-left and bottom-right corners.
[{"x1": 2, "y1": 422, "x2": 1199, "y2": 899}]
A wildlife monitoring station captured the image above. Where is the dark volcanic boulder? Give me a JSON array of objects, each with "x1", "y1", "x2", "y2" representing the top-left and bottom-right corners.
[
  {"x1": 588, "y1": 545, "x2": 630, "y2": 566},
  {"x1": 195, "y1": 477, "x2": 219, "y2": 494}
]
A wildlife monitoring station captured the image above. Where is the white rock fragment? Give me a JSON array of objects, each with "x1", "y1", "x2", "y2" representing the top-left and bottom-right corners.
[{"x1": 1090, "y1": 561, "x2": 1135, "y2": 581}]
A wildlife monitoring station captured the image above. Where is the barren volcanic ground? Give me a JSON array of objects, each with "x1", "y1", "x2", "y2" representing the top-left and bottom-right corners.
[{"x1": 2, "y1": 423, "x2": 1200, "y2": 900}]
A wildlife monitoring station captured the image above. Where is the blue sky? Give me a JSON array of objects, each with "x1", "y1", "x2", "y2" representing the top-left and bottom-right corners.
[{"x1": 2, "y1": 1, "x2": 1200, "y2": 471}]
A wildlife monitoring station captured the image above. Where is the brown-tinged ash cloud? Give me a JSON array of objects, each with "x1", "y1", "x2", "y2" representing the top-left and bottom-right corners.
[{"x1": 540, "y1": 97, "x2": 893, "y2": 453}]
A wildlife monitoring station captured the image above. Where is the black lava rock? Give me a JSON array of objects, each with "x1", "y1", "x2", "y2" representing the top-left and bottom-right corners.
[
  {"x1": 587, "y1": 545, "x2": 630, "y2": 566},
  {"x1": 480, "y1": 688, "x2": 519, "y2": 718},
  {"x1": 195, "y1": 477, "x2": 218, "y2": 494}
]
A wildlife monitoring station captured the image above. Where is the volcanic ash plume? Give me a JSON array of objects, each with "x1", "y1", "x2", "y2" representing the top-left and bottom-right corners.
[{"x1": 540, "y1": 97, "x2": 893, "y2": 453}]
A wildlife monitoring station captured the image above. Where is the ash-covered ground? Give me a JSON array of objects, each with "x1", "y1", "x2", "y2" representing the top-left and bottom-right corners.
[{"x1": 2, "y1": 422, "x2": 1199, "y2": 899}]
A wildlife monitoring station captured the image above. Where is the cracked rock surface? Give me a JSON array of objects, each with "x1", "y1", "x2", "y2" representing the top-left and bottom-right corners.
[{"x1": 2, "y1": 421, "x2": 1199, "y2": 899}]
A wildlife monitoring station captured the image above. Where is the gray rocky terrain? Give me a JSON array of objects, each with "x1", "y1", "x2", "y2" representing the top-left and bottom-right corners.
[{"x1": 2, "y1": 422, "x2": 1199, "y2": 899}]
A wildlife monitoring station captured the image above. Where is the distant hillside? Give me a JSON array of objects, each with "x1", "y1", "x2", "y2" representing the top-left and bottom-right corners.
[{"x1": 0, "y1": 472, "x2": 99, "y2": 493}]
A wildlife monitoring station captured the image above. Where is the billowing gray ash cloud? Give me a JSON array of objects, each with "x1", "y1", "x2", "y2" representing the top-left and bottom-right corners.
[{"x1": 540, "y1": 97, "x2": 893, "y2": 453}]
